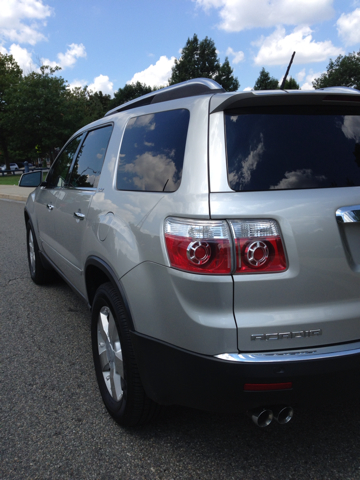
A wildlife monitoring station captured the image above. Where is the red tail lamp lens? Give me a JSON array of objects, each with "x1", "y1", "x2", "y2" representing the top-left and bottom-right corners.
[
  {"x1": 164, "y1": 218, "x2": 232, "y2": 274},
  {"x1": 164, "y1": 218, "x2": 287, "y2": 275},
  {"x1": 229, "y1": 220, "x2": 287, "y2": 273}
]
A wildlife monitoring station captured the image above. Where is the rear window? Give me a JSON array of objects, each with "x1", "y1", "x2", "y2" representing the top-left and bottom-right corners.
[
  {"x1": 225, "y1": 106, "x2": 360, "y2": 191},
  {"x1": 117, "y1": 109, "x2": 189, "y2": 192}
]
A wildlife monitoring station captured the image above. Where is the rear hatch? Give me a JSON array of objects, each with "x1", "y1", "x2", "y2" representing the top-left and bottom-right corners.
[{"x1": 209, "y1": 90, "x2": 360, "y2": 352}]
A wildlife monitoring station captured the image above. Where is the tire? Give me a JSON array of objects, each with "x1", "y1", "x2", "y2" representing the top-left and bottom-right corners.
[
  {"x1": 26, "y1": 221, "x2": 50, "y2": 285},
  {"x1": 91, "y1": 282, "x2": 159, "y2": 426}
]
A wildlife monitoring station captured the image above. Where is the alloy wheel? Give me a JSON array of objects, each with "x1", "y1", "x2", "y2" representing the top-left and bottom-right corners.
[{"x1": 97, "y1": 306, "x2": 124, "y2": 401}]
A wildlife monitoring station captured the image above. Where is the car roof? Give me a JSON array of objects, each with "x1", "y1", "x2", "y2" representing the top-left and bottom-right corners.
[{"x1": 105, "y1": 78, "x2": 360, "y2": 118}]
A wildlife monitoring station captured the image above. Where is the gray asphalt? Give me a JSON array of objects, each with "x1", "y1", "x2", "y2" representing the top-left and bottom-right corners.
[{"x1": 1, "y1": 198, "x2": 360, "y2": 480}]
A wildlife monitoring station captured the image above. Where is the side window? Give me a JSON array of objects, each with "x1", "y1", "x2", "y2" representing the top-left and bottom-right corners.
[
  {"x1": 46, "y1": 135, "x2": 83, "y2": 188},
  {"x1": 69, "y1": 125, "x2": 113, "y2": 189},
  {"x1": 117, "y1": 109, "x2": 189, "y2": 192}
]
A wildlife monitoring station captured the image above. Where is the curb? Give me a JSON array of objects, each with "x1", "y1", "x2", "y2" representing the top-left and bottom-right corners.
[
  {"x1": 0, "y1": 186, "x2": 35, "y2": 203},
  {"x1": 0, "y1": 193, "x2": 29, "y2": 202}
]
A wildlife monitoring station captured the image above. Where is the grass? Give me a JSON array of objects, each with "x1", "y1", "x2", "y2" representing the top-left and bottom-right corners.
[
  {"x1": 0, "y1": 174, "x2": 22, "y2": 185},
  {"x1": 0, "y1": 172, "x2": 47, "y2": 185}
]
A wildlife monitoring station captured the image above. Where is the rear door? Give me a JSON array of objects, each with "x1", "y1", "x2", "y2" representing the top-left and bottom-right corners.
[
  {"x1": 52, "y1": 125, "x2": 113, "y2": 291},
  {"x1": 209, "y1": 94, "x2": 360, "y2": 352}
]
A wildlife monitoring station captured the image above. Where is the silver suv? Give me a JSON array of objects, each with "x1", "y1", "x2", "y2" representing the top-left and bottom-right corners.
[{"x1": 20, "y1": 79, "x2": 360, "y2": 427}]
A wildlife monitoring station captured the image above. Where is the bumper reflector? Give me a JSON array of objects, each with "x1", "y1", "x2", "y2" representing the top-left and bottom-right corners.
[{"x1": 244, "y1": 382, "x2": 292, "y2": 391}]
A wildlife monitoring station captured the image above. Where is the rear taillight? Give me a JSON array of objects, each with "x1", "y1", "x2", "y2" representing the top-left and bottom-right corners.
[
  {"x1": 229, "y1": 220, "x2": 287, "y2": 273},
  {"x1": 164, "y1": 218, "x2": 287, "y2": 275},
  {"x1": 164, "y1": 218, "x2": 232, "y2": 274}
]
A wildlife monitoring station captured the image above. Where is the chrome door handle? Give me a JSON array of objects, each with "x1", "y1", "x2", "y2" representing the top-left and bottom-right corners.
[
  {"x1": 46, "y1": 204, "x2": 54, "y2": 211},
  {"x1": 74, "y1": 212, "x2": 85, "y2": 220},
  {"x1": 336, "y1": 205, "x2": 360, "y2": 223}
]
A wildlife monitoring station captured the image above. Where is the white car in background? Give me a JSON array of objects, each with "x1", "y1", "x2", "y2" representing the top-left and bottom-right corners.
[{"x1": 0, "y1": 163, "x2": 19, "y2": 171}]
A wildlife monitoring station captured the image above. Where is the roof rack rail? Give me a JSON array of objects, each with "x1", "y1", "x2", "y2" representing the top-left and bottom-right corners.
[
  {"x1": 317, "y1": 86, "x2": 360, "y2": 94},
  {"x1": 105, "y1": 78, "x2": 225, "y2": 116}
]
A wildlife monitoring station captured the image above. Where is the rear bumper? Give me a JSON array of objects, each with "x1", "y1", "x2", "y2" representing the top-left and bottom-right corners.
[{"x1": 131, "y1": 332, "x2": 360, "y2": 412}]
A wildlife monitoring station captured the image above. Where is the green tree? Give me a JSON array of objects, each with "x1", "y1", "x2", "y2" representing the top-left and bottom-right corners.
[
  {"x1": 5, "y1": 66, "x2": 82, "y2": 163},
  {"x1": 91, "y1": 90, "x2": 112, "y2": 114},
  {"x1": 0, "y1": 53, "x2": 22, "y2": 168},
  {"x1": 109, "y1": 81, "x2": 157, "y2": 110},
  {"x1": 283, "y1": 77, "x2": 300, "y2": 90},
  {"x1": 66, "y1": 86, "x2": 107, "y2": 128},
  {"x1": 169, "y1": 34, "x2": 239, "y2": 91},
  {"x1": 312, "y1": 51, "x2": 360, "y2": 90},
  {"x1": 3, "y1": 65, "x2": 110, "y2": 164},
  {"x1": 253, "y1": 68, "x2": 279, "y2": 90}
]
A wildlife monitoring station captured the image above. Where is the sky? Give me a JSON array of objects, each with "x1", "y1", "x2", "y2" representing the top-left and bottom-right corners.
[{"x1": 1, "y1": 0, "x2": 360, "y2": 96}]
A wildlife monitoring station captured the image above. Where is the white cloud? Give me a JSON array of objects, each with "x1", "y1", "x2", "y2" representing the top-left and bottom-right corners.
[
  {"x1": 88, "y1": 74, "x2": 114, "y2": 95},
  {"x1": 57, "y1": 43, "x2": 86, "y2": 68},
  {"x1": 41, "y1": 43, "x2": 87, "y2": 70},
  {"x1": 254, "y1": 26, "x2": 344, "y2": 65},
  {"x1": 337, "y1": 8, "x2": 360, "y2": 46},
  {"x1": 0, "y1": 0, "x2": 52, "y2": 45},
  {"x1": 226, "y1": 47, "x2": 244, "y2": 64},
  {"x1": 193, "y1": 0, "x2": 334, "y2": 31},
  {"x1": 2, "y1": 42, "x2": 87, "y2": 75},
  {"x1": 297, "y1": 69, "x2": 324, "y2": 90},
  {"x1": 68, "y1": 79, "x2": 87, "y2": 90},
  {"x1": 243, "y1": 86, "x2": 252, "y2": 91},
  {"x1": 128, "y1": 56, "x2": 176, "y2": 87},
  {"x1": 297, "y1": 68, "x2": 306, "y2": 83},
  {"x1": 0, "y1": 43, "x2": 38, "y2": 72}
]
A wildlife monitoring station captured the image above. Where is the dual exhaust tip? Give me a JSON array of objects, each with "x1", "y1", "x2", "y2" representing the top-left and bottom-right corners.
[{"x1": 249, "y1": 406, "x2": 294, "y2": 427}]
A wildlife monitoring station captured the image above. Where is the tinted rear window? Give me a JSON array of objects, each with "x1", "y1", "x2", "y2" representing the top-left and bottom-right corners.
[
  {"x1": 225, "y1": 106, "x2": 360, "y2": 191},
  {"x1": 117, "y1": 109, "x2": 189, "y2": 192}
]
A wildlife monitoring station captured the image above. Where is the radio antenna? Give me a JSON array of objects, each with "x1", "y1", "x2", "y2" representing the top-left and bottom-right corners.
[{"x1": 280, "y1": 51, "x2": 296, "y2": 90}]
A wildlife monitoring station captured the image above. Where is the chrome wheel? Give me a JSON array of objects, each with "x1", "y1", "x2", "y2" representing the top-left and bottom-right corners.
[
  {"x1": 28, "y1": 229, "x2": 36, "y2": 276},
  {"x1": 97, "y1": 306, "x2": 124, "y2": 401}
]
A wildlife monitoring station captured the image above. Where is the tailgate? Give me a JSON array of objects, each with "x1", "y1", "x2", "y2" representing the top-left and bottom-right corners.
[
  {"x1": 208, "y1": 96, "x2": 360, "y2": 352},
  {"x1": 211, "y1": 189, "x2": 360, "y2": 352}
]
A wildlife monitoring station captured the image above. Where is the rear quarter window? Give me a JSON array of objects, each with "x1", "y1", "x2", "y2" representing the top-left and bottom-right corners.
[
  {"x1": 117, "y1": 109, "x2": 189, "y2": 192},
  {"x1": 225, "y1": 106, "x2": 360, "y2": 191}
]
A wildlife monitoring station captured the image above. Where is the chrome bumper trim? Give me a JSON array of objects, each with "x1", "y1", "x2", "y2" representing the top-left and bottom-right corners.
[{"x1": 215, "y1": 341, "x2": 360, "y2": 363}]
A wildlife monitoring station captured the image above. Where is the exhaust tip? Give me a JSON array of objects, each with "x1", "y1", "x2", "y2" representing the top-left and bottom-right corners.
[
  {"x1": 273, "y1": 406, "x2": 294, "y2": 425},
  {"x1": 249, "y1": 407, "x2": 274, "y2": 427}
]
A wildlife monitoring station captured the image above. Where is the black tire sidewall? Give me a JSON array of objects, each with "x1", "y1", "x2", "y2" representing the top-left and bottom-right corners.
[
  {"x1": 91, "y1": 283, "x2": 133, "y2": 422},
  {"x1": 26, "y1": 221, "x2": 44, "y2": 284}
]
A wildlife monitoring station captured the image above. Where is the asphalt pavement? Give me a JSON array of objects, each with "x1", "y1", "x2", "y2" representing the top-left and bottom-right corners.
[{"x1": 1, "y1": 198, "x2": 360, "y2": 480}]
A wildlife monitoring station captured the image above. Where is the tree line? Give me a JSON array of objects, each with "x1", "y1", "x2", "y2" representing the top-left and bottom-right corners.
[{"x1": 1, "y1": 34, "x2": 359, "y2": 169}]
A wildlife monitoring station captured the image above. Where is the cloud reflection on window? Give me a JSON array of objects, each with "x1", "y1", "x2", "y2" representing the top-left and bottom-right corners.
[
  {"x1": 229, "y1": 136, "x2": 265, "y2": 190},
  {"x1": 119, "y1": 152, "x2": 181, "y2": 191},
  {"x1": 341, "y1": 115, "x2": 360, "y2": 143},
  {"x1": 117, "y1": 109, "x2": 189, "y2": 192},
  {"x1": 270, "y1": 169, "x2": 327, "y2": 189}
]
